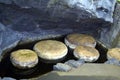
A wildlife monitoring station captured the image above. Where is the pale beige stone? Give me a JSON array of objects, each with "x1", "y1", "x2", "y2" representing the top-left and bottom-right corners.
[
  {"x1": 107, "y1": 48, "x2": 120, "y2": 61},
  {"x1": 74, "y1": 46, "x2": 99, "y2": 62},
  {"x1": 34, "y1": 40, "x2": 68, "y2": 61},
  {"x1": 65, "y1": 33, "x2": 96, "y2": 49},
  {"x1": 10, "y1": 49, "x2": 38, "y2": 69}
]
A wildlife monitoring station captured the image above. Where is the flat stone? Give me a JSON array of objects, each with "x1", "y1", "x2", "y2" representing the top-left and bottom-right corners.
[
  {"x1": 107, "y1": 48, "x2": 120, "y2": 60},
  {"x1": 65, "y1": 33, "x2": 96, "y2": 49},
  {"x1": 10, "y1": 49, "x2": 38, "y2": 69},
  {"x1": 73, "y1": 46, "x2": 100, "y2": 62},
  {"x1": 33, "y1": 40, "x2": 68, "y2": 61}
]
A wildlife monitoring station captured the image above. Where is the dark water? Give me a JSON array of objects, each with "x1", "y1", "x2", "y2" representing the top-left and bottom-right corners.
[
  {"x1": 0, "y1": 36, "x2": 108, "y2": 79},
  {"x1": 95, "y1": 42, "x2": 108, "y2": 63}
]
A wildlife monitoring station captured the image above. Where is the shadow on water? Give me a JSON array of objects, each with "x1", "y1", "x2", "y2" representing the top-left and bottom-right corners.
[
  {"x1": 0, "y1": 36, "x2": 108, "y2": 79},
  {"x1": 95, "y1": 42, "x2": 108, "y2": 63}
]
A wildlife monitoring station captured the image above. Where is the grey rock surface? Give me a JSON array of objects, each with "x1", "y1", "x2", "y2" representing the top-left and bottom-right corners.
[
  {"x1": 0, "y1": 2, "x2": 112, "y2": 62},
  {"x1": 105, "y1": 58, "x2": 120, "y2": 66},
  {"x1": 0, "y1": 24, "x2": 21, "y2": 61},
  {"x1": 65, "y1": 60, "x2": 84, "y2": 68},
  {"x1": 31, "y1": 64, "x2": 120, "y2": 80},
  {"x1": 0, "y1": 1, "x2": 117, "y2": 62},
  {"x1": 0, "y1": 0, "x2": 12, "y2": 4},
  {"x1": 116, "y1": 35, "x2": 120, "y2": 47},
  {"x1": 53, "y1": 59, "x2": 85, "y2": 72},
  {"x1": 100, "y1": 3, "x2": 120, "y2": 48},
  {"x1": 53, "y1": 63, "x2": 72, "y2": 72},
  {"x1": 0, "y1": 0, "x2": 116, "y2": 22},
  {"x1": 2, "y1": 77, "x2": 16, "y2": 80}
]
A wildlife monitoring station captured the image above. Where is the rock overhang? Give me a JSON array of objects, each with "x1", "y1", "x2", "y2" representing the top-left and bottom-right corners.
[{"x1": 0, "y1": 0, "x2": 117, "y2": 62}]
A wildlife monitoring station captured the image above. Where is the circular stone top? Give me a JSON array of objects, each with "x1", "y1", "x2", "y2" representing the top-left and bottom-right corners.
[
  {"x1": 74, "y1": 46, "x2": 99, "y2": 62},
  {"x1": 107, "y1": 48, "x2": 120, "y2": 61},
  {"x1": 65, "y1": 33, "x2": 96, "y2": 49},
  {"x1": 33, "y1": 40, "x2": 68, "y2": 60},
  {"x1": 10, "y1": 49, "x2": 38, "y2": 69}
]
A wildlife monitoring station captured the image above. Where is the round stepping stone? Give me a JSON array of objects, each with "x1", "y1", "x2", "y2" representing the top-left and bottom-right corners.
[
  {"x1": 33, "y1": 40, "x2": 68, "y2": 63},
  {"x1": 65, "y1": 33, "x2": 96, "y2": 49},
  {"x1": 10, "y1": 49, "x2": 38, "y2": 69},
  {"x1": 73, "y1": 46, "x2": 99, "y2": 62},
  {"x1": 107, "y1": 48, "x2": 120, "y2": 61}
]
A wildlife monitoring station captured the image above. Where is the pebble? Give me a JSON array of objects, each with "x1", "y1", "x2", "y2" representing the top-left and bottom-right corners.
[
  {"x1": 53, "y1": 63, "x2": 72, "y2": 72},
  {"x1": 65, "y1": 60, "x2": 84, "y2": 68},
  {"x1": 105, "y1": 58, "x2": 120, "y2": 66}
]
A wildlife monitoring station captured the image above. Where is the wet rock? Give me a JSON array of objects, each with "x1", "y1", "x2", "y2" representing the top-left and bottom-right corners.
[
  {"x1": 2, "y1": 77, "x2": 16, "y2": 80},
  {"x1": 53, "y1": 63, "x2": 72, "y2": 72},
  {"x1": 65, "y1": 60, "x2": 84, "y2": 68}
]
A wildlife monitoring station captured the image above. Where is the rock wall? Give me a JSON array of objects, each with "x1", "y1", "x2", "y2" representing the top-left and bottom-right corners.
[
  {"x1": 0, "y1": 0, "x2": 116, "y2": 22},
  {"x1": 100, "y1": 3, "x2": 120, "y2": 48},
  {"x1": 0, "y1": 0, "x2": 117, "y2": 62}
]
